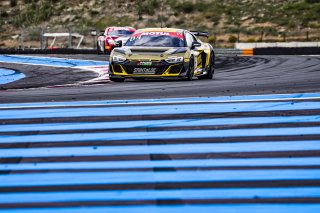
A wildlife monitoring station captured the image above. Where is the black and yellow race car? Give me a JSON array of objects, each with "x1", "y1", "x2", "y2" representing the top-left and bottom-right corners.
[{"x1": 109, "y1": 28, "x2": 215, "y2": 82}]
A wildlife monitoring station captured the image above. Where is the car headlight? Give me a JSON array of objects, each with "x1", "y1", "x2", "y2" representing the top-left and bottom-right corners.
[
  {"x1": 108, "y1": 39, "x2": 115, "y2": 45},
  {"x1": 112, "y1": 55, "x2": 126, "y2": 63},
  {"x1": 165, "y1": 56, "x2": 184, "y2": 63}
]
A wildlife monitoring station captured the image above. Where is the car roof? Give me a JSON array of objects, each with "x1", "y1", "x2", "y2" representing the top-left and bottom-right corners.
[{"x1": 136, "y1": 28, "x2": 185, "y2": 34}]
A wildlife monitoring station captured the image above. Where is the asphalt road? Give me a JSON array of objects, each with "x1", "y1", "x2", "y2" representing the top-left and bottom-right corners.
[{"x1": 0, "y1": 55, "x2": 319, "y2": 103}]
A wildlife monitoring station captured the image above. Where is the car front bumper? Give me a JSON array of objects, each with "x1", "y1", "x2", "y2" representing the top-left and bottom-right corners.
[{"x1": 110, "y1": 60, "x2": 189, "y2": 78}]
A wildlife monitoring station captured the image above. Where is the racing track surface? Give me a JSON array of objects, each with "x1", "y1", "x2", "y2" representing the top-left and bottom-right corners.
[
  {"x1": 0, "y1": 55, "x2": 319, "y2": 103},
  {"x1": 0, "y1": 55, "x2": 320, "y2": 212}
]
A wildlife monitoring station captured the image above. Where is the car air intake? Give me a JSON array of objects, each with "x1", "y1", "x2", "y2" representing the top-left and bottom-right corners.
[
  {"x1": 169, "y1": 65, "x2": 183, "y2": 74},
  {"x1": 113, "y1": 65, "x2": 123, "y2": 73}
]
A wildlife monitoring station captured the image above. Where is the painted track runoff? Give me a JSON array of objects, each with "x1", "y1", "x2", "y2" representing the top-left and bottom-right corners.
[{"x1": 0, "y1": 92, "x2": 320, "y2": 212}]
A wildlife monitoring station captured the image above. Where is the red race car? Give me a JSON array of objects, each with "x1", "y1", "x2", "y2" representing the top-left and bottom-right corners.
[{"x1": 97, "y1": 26, "x2": 136, "y2": 54}]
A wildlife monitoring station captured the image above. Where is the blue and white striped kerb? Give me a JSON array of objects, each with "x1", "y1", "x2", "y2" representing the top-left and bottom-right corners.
[
  {"x1": 0, "y1": 68, "x2": 25, "y2": 85},
  {"x1": 0, "y1": 55, "x2": 109, "y2": 85},
  {"x1": 0, "y1": 92, "x2": 320, "y2": 212}
]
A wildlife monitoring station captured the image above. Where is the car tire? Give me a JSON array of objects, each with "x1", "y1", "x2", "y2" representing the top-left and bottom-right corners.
[
  {"x1": 198, "y1": 51, "x2": 215, "y2": 80},
  {"x1": 186, "y1": 57, "x2": 195, "y2": 81}
]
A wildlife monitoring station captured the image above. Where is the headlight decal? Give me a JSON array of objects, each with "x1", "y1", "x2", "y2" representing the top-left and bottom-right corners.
[
  {"x1": 112, "y1": 55, "x2": 126, "y2": 63},
  {"x1": 165, "y1": 56, "x2": 184, "y2": 63}
]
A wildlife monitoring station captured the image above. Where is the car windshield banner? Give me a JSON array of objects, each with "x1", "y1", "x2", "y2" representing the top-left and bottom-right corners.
[
  {"x1": 108, "y1": 27, "x2": 134, "y2": 32},
  {"x1": 129, "y1": 32, "x2": 184, "y2": 41},
  {"x1": 126, "y1": 31, "x2": 185, "y2": 47}
]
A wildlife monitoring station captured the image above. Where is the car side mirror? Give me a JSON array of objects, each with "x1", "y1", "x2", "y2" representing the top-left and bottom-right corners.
[
  {"x1": 115, "y1": 40, "x2": 123, "y2": 47},
  {"x1": 191, "y1": 41, "x2": 201, "y2": 49},
  {"x1": 99, "y1": 32, "x2": 105, "y2": 36},
  {"x1": 90, "y1": 30, "x2": 97, "y2": 36}
]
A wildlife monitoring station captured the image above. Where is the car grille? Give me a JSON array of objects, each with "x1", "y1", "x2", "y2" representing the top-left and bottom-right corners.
[
  {"x1": 125, "y1": 66, "x2": 167, "y2": 75},
  {"x1": 123, "y1": 61, "x2": 168, "y2": 75},
  {"x1": 112, "y1": 61, "x2": 183, "y2": 76}
]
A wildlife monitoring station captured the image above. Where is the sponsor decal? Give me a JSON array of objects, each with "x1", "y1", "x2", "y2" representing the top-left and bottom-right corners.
[
  {"x1": 108, "y1": 27, "x2": 133, "y2": 32},
  {"x1": 133, "y1": 67, "x2": 157, "y2": 74},
  {"x1": 137, "y1": 61, "x2": 153, "y2": 66},
  {"x1": 141, "y1": 32, "x2": 170, "y2": 36},
  {"x1": 130, "y1": 32, "x2": 184, "y2": 41}
]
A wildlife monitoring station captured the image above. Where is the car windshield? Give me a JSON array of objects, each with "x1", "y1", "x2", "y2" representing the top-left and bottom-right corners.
[
  {"x1": 125, "y1": 32, "x2": 185, "y2": 47},
  {"x1": 108, "y1": 30, "x2": 134, "y2": 37}
]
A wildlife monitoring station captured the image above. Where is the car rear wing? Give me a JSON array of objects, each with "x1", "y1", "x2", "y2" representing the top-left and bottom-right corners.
[{"x1": 190, "y1": 31, "x2": 209, "y2": 38}]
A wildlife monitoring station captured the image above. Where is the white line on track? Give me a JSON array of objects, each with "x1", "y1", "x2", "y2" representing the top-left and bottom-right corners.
[{"x1": 1, "y1": 92, "x2": 320, "y2": 109}]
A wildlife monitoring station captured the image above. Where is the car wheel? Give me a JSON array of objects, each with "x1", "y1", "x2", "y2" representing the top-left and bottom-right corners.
[
  {"x1": 199, "y1": 51, "x2": 215, "y2": 80},
  {"x1": 186, "y1": 57, "x2": 195, "y2": 81}
]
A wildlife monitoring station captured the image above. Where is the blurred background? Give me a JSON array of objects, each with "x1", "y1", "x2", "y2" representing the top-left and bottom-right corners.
[{"x1": 0, "y1": 0, "x2": 319, "y2": 49}]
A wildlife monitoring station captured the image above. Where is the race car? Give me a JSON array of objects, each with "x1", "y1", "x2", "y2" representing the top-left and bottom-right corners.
[
  {"x1": 97, "y1": 26, "x2": 136, "y2": 54},
  {"x1": 109, "y1": 28, "x2": 215, "y2": 82}
]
